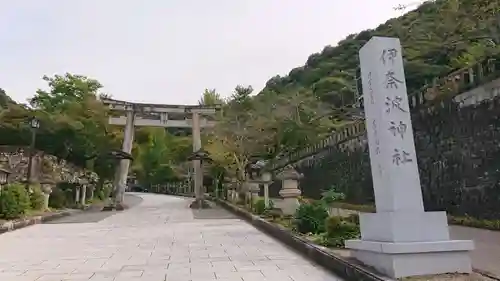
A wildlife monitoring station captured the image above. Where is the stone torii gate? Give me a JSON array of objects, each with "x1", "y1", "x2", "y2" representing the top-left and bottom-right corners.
[{"x1": 101, "y1": 97, "x2": 217, "y2": 209}]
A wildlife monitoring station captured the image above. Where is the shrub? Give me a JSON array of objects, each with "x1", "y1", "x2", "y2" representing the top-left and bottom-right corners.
[
  {"x1": 324, "y1": 216, "x2": 360, "y2": 247},
  {"x1": 0, "y1": 183, "x2": 31, "y2": 219},
  {"x1": 96, "y1": 184, "x2": 111, "y2": 201},
  {"x1": 324, "y1": 216, "x2": 343, "y2": 233},
  {"x1": 253, "y1": 198, "x2": 267, "y2": 215},
  {"x1": 321, "y1": 188, "x2": 345, "y2": 205},
  {"x1": 332, "y1": 202, "x2": 375, "y2": 213},
  {"x1": 294, "y1": 201, "x2": 329, "y2": 234},
  {"x1": 298, "y1": 196, "x2": 314, "y2": 204},
  {"x1": 345, "y1": 213, "x2": 360, "y2": 225},
  {"x1": 268, "y1": 199, "x2": 275, "y2": 210},
  {"x1": 448, "y1": 215, "x2": 500, "y2": 231},
  {"x1": 30, "y1": 185, "x2": 45, "y2": 210},
  {"x1": 48, "y1": 188, "x2": 67, "y2": 209}
]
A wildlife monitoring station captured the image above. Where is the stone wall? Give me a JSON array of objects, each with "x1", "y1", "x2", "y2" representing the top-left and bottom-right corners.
[{"x1": 0, "y1": 146, "x2": 88, "y2": 184}]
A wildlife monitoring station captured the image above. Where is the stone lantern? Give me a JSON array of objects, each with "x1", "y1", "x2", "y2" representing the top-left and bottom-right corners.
[
  {"x1": 244, "y1": 159, "x2": 268, "y2": 207},
  {"x1": 227, "y1": 177, "x2": 238, "y2": 203},
  {"x1": 103, "y1": 149, "x2": 134, "y2": 211},
  {"x1": 276, "y1": 165, "x2": 303, "y2": 216},
  {"x1": 221, "y1": 176, "x2": 231, "y2": 200},
  {"x1": 0, "y1": 168, "x2": 11, "y2": 193},
  {"x1": 79, "y1": 177, "x2": 89, "y2": 206},
  {"x1": 39, "y1": 175, "x2": 56, "y2": 210}
]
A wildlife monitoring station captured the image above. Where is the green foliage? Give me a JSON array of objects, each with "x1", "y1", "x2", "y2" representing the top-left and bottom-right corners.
[
  {"x1": 0, "y1": 183, "x2": 31, "y2": 219},
  {"x1": 0, "y1": 88, "x2": 15, "y2": 108},
  {"x1": 448, "y1": 215, "x2": 500, "y2": 230},
  {"x1": 133, "y1": 128, "x2": 191, "y2": 187},
  {"x1": 253, "y1": 199, "x2": 266, "y2": 215},
  {"x1": 48, "y1": 188, "x2": 68, "y2": 209},
  {"x1": 199, "y1": 88, "x2": 225, "y2": 106},
  {"x1": 268, "y1": 199, "x2": 275, "y2": 210},
  {"x1": 293, "y1": 201, "x2": 329, "y2": 234},
  {"x1": 30, "y1": 74, "x2": 104, "y2": 112},
  {"x1": 323, "y1": 216, "x2": 360, "y2": 248},
  {"x1": 321, "y1": 187, "x2": 346, "y2": 205},
  {"x1": 344, "y1": 213, "x2": 360, "y2": 225},
  {"x1": 30, "y1": 185, "x2": 45, "y2": 210},
  {"x1": 251, "y1": 198, "x2": 275, "y2": 216},
  {"x1": 96, "y1": 184, "x2": 111, "y2": 201},
  {"x1": 332, "y1": 202, "x2": 376, "y2": 213}
]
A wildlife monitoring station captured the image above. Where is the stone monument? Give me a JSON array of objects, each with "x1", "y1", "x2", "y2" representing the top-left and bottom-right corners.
[{"x1": 345, "y1": 36, "x2": 474, "y2": 278}]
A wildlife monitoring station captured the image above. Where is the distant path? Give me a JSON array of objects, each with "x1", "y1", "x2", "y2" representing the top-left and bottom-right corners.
[
  {"x1": 0, "y1": 193, "x2": 343, "y2": 281},
  {"x1": 46, "y1": 194, "x2": 143, "y2": 224}
]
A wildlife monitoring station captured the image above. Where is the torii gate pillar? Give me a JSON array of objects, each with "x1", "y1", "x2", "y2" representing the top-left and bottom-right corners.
[
  {"x1": 113, "y1": 110, "x2": 135, "y2": 205},
  {"x1": 191, "y1": 111, "x2": 203, "y2": 202}
]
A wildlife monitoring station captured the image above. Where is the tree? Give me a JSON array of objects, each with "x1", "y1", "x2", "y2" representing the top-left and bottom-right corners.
[
  {"x1": 205, "y1": 86, "x2": 258, "y2": 181},
  {"x1": 133, "y1": 128, "x2": 191, "y2": 188},
  {"x1": 0, "y1": 88, "x2": 15, "y2": 108},
  {"x1": 29, "y1": 73, "x2": 119, "y2": 178},
  {"x1": 30, "y1": 73, "x2": 104, "y2": 112},
  {"x1": 198, "y1": 89, "x2": 224, "y2": 106}
]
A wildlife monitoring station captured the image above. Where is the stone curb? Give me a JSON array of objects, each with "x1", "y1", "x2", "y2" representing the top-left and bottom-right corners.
[
  {"x1": 0, "y1": 210, "x2": 73, "y2": 235},
  {"x1": 212, "y1": 198, "x2": 393, "y2": 281},
  {"x1": 474, "y1": 269, "x2": 500, "y2": 281}
]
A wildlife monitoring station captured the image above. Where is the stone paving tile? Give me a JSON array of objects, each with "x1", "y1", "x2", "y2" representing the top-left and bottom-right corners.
[{"x1": 0, "y1": 193, "x2": 343, "y2": 281}]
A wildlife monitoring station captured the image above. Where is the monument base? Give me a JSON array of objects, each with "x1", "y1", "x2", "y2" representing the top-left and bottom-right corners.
[
  {"x1": 346, "y1": 212, "x2": 474, "y2": 278},
  {"x1": 357, "y1": 211, "x2": 451, "y2": 242},
  {"x1": 346, "y1": 239, "x2": 474, "y2": 278}
]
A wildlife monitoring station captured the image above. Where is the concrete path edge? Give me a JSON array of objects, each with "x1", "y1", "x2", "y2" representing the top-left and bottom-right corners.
[
  {"x1": 0, "y1": 210, "x2": 73, "y2": 235},
  {"x1": 212, "y1": 197, "x2": 392, "y2": 281}
]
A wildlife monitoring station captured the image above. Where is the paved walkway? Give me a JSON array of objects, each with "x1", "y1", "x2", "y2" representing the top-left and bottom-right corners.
[{"x1": 0, "y1": 194, "x2": 343, "y2": 281}]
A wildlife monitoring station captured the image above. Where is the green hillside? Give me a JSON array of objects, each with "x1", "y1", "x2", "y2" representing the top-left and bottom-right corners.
[
  {"x1": 260, "y1": 0, "x2": 500, "y2": 107},
  {"x1": 0, "y1": 88, "x2": 15, "y2": 108}
]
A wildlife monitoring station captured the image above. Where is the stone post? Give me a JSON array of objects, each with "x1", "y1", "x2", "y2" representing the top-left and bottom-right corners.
[
  {"x1": 242, "y1": 181, "x2": 250, "y2": 206},
  {"x1": 191, "y1": 111, "x2": 203, "y2": 203},
  {"x1": 276, "y1": 165, "x2": 302, "y2": 216},
  {"x1": 261, "y1": 172, "x2": 272, "y2": 208},
  {"x1": 229, "y1": 179, "x2": 237, "y2": 203},
  {"x1": 75, "y1": 185, "x2": 80, "y2": 204},
  {"x1": 248, "y1": 181, "x2": 260, "y2": 206},
  {"x1": 80, "y1": 185, "x2": 87, "y2": 205},
  {"x1": 345, "y1": 36, "x2": 473, "y2": 278},
  {"x1": 214, "y1": 178, "x2": 219, "y2": 198}
]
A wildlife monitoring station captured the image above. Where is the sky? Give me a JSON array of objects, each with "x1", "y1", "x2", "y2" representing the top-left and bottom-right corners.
[{"x1": 1, "y1": 0, "x2": 419, "y2": 105}]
